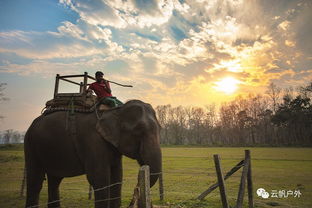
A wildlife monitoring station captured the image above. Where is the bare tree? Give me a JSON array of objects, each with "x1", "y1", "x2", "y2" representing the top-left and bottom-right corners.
[
  {"x1": 266, "y1": 82, "x2": 281, "y2": 113},
  {"x1": 3, "y1": 129, "x2": 13, "y2": 144},
  {"x1": 204, "y1": 104, "x2": 217, "y2": 127},
  {"x1": 0, "y1": 83, "x2": 9, "y2": 120},
  {"x1": 189, "y1": 107, "x2": 205, "y2": 144},
  {"x1": 155, "y1": 105, "x2": 171, "y2": 144},
  {"x1": 154, "y1": 82, "x2": 311, "y2": 146},
  {"x1": 167, "y1": 106, "x2": 187, "y2": 145}
]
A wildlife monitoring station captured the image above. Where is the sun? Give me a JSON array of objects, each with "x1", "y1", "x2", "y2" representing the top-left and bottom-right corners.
[{"x1": 214, "y1": 77, "x2": 240, "y2": 94}]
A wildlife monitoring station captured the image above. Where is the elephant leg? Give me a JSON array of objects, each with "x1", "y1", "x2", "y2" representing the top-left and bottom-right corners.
[
  {"x1": 109, "y1": 161, "x2": 122, "y2": 208},
  {"x1": 25, "y1": 165, "x2": 45, "y2": 207},
  {"x1": 87, "y1": 167, "x2": 111, "y2": 208},
  {"x1": 47, "y1": 175, "x2": 63, "y2": 208}
]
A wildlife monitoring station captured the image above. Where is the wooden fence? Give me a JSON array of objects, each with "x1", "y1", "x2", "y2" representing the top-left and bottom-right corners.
[
  {"x1": 20, "y1": 150, "x2": 252, "y2": 208},
  {"x1": 197, "y1": 149, "x2": 254, "y2": 208}
]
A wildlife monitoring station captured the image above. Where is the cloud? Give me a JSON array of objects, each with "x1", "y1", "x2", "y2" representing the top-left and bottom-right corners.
[
  {"x1": 59, "y1": 0, "x2": 188, "y2": 29},
  {"x1": 278, "y1": 20, "x2": 291, "y2": 31},
  {"x1": 60, "y1": 0, "x2": 125, "y2": 27},
  {"x1": 1, "y1": 0, "x2": 311, "y2": 108},
  {"x1": 292, "y1": 1, "x2": 312, "y2": 56},
  {"x1": 0, "y1": 52, "x2": 33, "y2": 66},
  {"x1": 57, "y1": 21, "x2": 88, "y2": 41}
]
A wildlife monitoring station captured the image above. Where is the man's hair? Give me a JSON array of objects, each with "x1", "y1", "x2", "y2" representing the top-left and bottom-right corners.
[{"x1": 95, "y1": 71, "x2": 104, "y2": 77}]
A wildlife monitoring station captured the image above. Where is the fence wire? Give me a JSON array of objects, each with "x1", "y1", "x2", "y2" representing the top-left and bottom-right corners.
[{"x1": 0, "y1": 156, "x2": 246, "y2": 208}]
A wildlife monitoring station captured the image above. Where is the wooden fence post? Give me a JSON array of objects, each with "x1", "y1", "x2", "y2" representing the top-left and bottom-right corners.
[
  {"x1": 246, "y1": 150, "x2": 254, "y2": 208},
  {"x1": 214, "y1": 154, "x2": 229, "y2": 208},
  {"x1": 138, "y1": 165, "x2": 151, "y2": 208},
  {"x1": 20, "y1": 167, "x2": 26, "y2": 197},
  {"x1": 197, "y1": 159, "x2": 244, "y2": 200},
  {"x1": 159, "y1": 172, "x2": 164, "y2": 201},
  {"x1": 236, "y1": 150, "x2": 250, "y2": 208}
]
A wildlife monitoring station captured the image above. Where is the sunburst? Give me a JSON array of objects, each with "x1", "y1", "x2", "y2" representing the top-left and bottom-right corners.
[{"x1": 214, "y1": 77, "x2": 241, "y2": 94}]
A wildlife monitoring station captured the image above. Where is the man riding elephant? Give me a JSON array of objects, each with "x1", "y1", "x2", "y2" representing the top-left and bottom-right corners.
[
  {"x1": 88, "y1": 71, "x2": 123, "y2": 107},
  {"x1": 24, "y1": 99, "x2": 162, "y2": 208}
]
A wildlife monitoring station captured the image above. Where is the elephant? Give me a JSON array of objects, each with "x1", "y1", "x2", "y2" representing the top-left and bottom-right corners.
[{"x1": 24, "y1": 100, "x2": 162, "y2": 208}]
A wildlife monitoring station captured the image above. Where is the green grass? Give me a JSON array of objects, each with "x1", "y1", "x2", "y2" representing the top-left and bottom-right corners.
[{"x1": 0, "y1": 145, "x2": 311, "y2": 207}]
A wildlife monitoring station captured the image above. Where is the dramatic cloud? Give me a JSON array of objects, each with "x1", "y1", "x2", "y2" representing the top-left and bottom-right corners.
[{"x1": 1, "y1": 0, "x2": 311, "y2": 106}]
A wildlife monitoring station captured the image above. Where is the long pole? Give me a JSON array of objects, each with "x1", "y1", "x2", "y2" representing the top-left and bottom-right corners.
[
  {"x1": 106, "y1": 80, "x2": 133, "y2": 88},
  {"x1": 86, "y1": 73, "x2": 133, "y2": 88}
]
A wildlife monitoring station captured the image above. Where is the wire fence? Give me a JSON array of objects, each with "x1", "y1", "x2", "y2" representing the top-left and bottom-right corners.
[{"x1": 0, "y1": 154, "x2": 247, "y2": 208}]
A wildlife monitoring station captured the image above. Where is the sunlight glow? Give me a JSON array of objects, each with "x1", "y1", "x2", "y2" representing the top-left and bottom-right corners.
[
  {"x1": 214, "y1": 60, "x2": 242, "y2": 72},
  {"x1": 214, "y1": 77, "x2": 241, "y2": 94}
]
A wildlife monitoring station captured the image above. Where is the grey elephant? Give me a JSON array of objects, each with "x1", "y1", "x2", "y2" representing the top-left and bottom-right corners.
[{"x1": 24, "y1": 100, "x2": 162, "y2": 208}]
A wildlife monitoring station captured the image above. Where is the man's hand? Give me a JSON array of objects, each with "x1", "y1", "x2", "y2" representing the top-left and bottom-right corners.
[{"x1": 103, "y1": 80, "x2": 112, "y2": 94}]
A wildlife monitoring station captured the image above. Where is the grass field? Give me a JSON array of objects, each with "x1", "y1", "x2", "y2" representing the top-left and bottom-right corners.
[{"x1": 0, "y1": 144, "x2": 311, "y2": 207}]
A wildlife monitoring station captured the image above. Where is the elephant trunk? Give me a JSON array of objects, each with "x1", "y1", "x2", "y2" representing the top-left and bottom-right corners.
[{"x1": 139, "y1": 138, "x2": 162, "y2": 187}]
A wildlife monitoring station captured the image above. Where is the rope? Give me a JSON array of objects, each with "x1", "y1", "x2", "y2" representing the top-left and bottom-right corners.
[
  {"x1": 92, "y1": 182, "x2": 123, "y2": 192},
  {"x1": 94, "y1": 196, "x2": 122, "y2": 203},
  {"x1": 95, "y1": 104, "x2": 102, "y2": 120},
  {"x1": 43, "y1": 100, "x2": 98, "y2": 115},
  {"x1": 14, "y1": 159, "x2": 245, "y2": 207},
  {"x1": 25, "y1": 182, "x2": 123, "y2": 208},
  {"x1": 26, "y1": 199, "x2": 62, "y2": 208},
  {"x1": 150, "y1": 172, "x2": 162, "y2": 176}
]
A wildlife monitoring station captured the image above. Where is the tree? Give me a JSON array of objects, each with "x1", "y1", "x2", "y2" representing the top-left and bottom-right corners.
[
  {"x1": 2, "y1": 129, "x2": 14, "y2": 144},
  {"x1": 0, "y1": 83, "x2": 9, "y2": 120},
  {"x1": 272, "y1": 95, "x2": 312, "y2": 144},
  {"x1": 299, "y1": 82, "x2": 312, "y2": 99},
  {"x1": 153, "y1": 82, "x2": 312, "y2": 146},
  {"x1": 168, "y1": 106, "x2": 187, "y2": 145},
  {"x1": 266, "y1": 82, "x2": 281, "y2": 113},
  {"x1": 155, "y1": 105, "x2": 171, "y2": 144}
]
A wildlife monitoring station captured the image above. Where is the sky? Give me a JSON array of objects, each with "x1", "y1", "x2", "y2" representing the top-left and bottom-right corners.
[{"x1": 0, "y1": 0, "x2": 311, "y2": 131}]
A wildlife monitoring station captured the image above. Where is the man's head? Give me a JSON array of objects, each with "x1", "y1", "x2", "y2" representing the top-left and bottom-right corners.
[{"x1": 95, "y1": 71, "x2": 104, "y2": 82}]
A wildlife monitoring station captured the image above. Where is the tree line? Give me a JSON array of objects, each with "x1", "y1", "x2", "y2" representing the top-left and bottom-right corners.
[
  {"x1": 0, "y1": 82, "x2": 311, "y2": 146},
  {"x1": 155, "y1": 82, "x2": 312, "y2": 146},
  {"x1": 0, "y1": 83, "x2": 23, "y2": 144},
  {"x1": 0, "y1": 129, "x2": 25, "y2": 144}
]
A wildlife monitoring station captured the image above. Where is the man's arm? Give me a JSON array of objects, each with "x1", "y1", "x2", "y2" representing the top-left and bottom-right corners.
[
  {"x1": 103, "y1": 80, "x2": 112, "y2": 94},
  {"x1": 86, "y1": 83, "x2": 94, "y2": 95}
]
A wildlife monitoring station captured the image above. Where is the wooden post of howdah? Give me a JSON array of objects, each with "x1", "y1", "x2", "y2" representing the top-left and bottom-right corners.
[
  {"x1": 236, "y1": 150, "x2": 251, "y2": 208},
  {"x1": 83, "y1": 72, "x2": 88, "y2": 101},
  {"x1": 54, "y1": 74, "x2": 60, "y2": 98},
  {"x1": 138, "y1": 165, "x2": 151, "y2": 208},
  {"x1": 213, "y1": 154, "x2": 229, "y2": 208}
]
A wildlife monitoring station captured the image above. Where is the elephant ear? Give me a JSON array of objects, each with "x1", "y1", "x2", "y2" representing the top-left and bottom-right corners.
[{"x1": 96, "y1": 110, "x2": 120, "y2": 148}]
